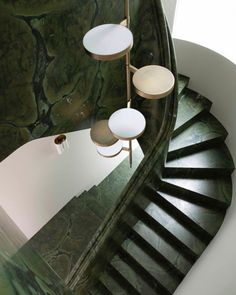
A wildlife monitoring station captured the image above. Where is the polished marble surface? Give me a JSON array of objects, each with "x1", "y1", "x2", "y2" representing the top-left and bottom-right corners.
[
  {"x1": 166, "y1": 143, "x2": 234, "y2": 170},
  {"x1": 174, "y1": 89, "x2": 212, "y2": 133},
  {"x1": 0, "y1": 207, "x2": 72, "y2": 295},
  {"x1": 87, "y1": 79, "x2": 234, "y2": 295},
  {"x1": 169, "y1": 112, "x2": 227, "y2": 154},
  {"x1": 0, "y1": 0, "x2": 165, "y2": 161}
]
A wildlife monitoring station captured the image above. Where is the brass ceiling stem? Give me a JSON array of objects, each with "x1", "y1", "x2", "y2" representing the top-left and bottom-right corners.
[
  {"x1": 124, "y1": 0, "x2": 130, "y2": 28},
  {"x1": 129, "y1": 139, "x2": 132, "y2": 168},
  {"x1": 124, "y1": 0, "x2": 136, "y2": 168},
  {"x1": 126, "y1": 52, "x2": 131, "y2": 108},
  {"x1": 124, "y1": 0, "x2": 131, "y2": 108}
]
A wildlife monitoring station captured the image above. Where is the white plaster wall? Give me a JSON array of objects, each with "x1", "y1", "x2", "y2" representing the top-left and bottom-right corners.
[
  {"x1": 0, "y1": 129, "x2": 142, "y2": 239},
  {"x1": 173, "y1": 0, "x2": 236, "y2": 64},
  {"x1": 173, "y1": 39, "x2": 236, "y2": 295},
  {"x1": 161, "y1": 0, "x2": 177, "y2": 32}
]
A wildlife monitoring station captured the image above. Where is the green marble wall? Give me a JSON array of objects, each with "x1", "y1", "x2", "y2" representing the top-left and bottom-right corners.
[
  {"x1": 0, "y1": 0, "x2": 165, "y2": 161},
  {"x1": 0, "y1": 1, "x2": 173, "y2": 293}
]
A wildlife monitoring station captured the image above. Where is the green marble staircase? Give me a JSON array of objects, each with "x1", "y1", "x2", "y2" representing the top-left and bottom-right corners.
[
  {"x1": 85, "y1": 75, "x2": 234, "y2": 295},
  {"x1": 26, "y1": 74, "x2": 234, "y2": 295}
]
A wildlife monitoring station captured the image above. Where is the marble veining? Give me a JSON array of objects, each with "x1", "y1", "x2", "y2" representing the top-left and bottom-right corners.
[{"x1": 0, "y1": 0, "x2": 166, "y2": 161}]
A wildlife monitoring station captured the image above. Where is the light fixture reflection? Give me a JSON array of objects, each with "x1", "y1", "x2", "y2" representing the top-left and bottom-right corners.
[{"x1": 96, "y1": 140, "x2": 123, "y2": 158}]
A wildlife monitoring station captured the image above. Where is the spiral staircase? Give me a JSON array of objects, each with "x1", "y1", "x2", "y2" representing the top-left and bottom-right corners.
[
  {"x1": 0, "y1": 1, "x2": 234, "y2": 294},
  {"x1": 82, "y1": 74, "x2": 234, "y2": 295},
  {"x1": 27, "y1": 74, "x2": 234, "y2": 295}
]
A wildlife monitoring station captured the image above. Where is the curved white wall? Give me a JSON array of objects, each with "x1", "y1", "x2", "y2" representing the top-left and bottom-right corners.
[
  {"x1": 161, "y1": 0, "x2": 177, "y2": 32},
  {"x1": 173, "y1": 39, "x2": 236, "y2": 295}
]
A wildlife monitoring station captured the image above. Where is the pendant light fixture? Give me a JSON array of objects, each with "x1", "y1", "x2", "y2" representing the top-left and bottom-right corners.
[{"x1": 83, "y1": 0, "x2": 175, "y2": 167}]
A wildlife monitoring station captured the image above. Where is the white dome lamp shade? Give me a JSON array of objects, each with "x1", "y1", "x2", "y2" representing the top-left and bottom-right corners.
[
  {"x1": 108, "y1": 108, "x2": 146, "y2": 141},
  {"x1": 83, "y1": 24, "x2": 133, "y2": 61},
  {"x1": 108, "y1": 107, "x2": 146, "y2": 167}
]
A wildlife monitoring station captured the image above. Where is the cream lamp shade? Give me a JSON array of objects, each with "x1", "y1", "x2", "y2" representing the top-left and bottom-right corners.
[
  {"x1": 132, "y1": 65, "x2": 175, "y2": 99},
  {"x1": 90, "y1": 120, "x2": 118, "y2": 147}
]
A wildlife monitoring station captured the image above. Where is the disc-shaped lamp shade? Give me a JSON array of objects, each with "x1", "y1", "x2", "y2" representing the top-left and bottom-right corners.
[
  {"x1": 90, "y1": 120, "x2": 118, "y2": 147},
  {"x1": 108, "y1": 108, "x2": 146, "y2": 140},
  {"x1": 132, "y1": 65, "x2": 175, "y2": 99},
  {"x1": 83, "y1": 24, "x2": 133, "y2": 61},
  {"x1": 96, "y1": 140, "x2": 123, "y2": 158}
]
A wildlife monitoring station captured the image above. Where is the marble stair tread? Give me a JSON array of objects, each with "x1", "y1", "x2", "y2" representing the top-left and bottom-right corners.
[
  {"x1": 111, "y1": 241, "x2": 172, "y2": 295},
  {"x1": 177, "y1": 74, "x2": 189, "y2": 96},
  {"x1": 90, "y1": 280, "x2": 113, "y2": 295},
  {"x1": 163, "y1": 167, "x2": 234, "y2": 178},
  {"x1": 132, "y1": 220, "x2": 193, "y2": 275},
  {"x1": 28, "y1": 196, "x2": 102, "y2": 282},
  {"x1": 165, "y1": 143, "x2": 234, "y2": 171},
  {"x1": 106, "y1": 263, "x2": 141, "y2": 295},
  {"x1": 99, "y1": 268, "x2": 131, "y2": 295},
  {"x1": 109, "y1": 254, "x2": 157, "y2": 295},
  {"x1": 124, "y1": 224, "x2": 185, "y2": 280},
  {"x1": 159, "y1": 178, "x2": 231, "y2": 209},
  {"x1": 168, "y1": 112, "x2": 228, "y2": 160},
  {"x1": 81, "y1": 188, "x2": 108, "y2": 220},
  {"x1": 131, "y1": 204, "x2": 198, "y2": 262},
  {"x1": 162, "y1": 177, "x2": 232, "y2": 205},
  {"x1": 156, "y1": 190, "x2": 225, "y2": 236},
  {"x1": 173, "y1": 89, "x2": 212, "y2": 137},
  {"x1": 123, "y1": 223, "x2": 185, "y2": 279},
  {"x1": 120, "y1": 237, "x2": 179, "y2": 294},
  {"x1": 142, "y1": 186, "x2": 213, "y2": 242},
  {"x1": 133, "y1": 198, "x2": 207, "y2": 256}
]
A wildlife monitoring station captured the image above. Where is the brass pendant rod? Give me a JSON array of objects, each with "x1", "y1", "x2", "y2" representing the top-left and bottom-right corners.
[
  {"x1": 126, "y1": 52, "x2": 131, "y2": 107},
  {"x1": 125, "y1": 0, "x2": 132, "y2": 168},
  {"x1": 129, "y1": 139, "x2": 132, "y2": 168},
  {"x1": 124, "y1": 0, "x2": 131, "y2": 108},
  {"x1": 124, "y1": 0, "x2": 130, "y2": 28},
  {"x1": 122, "y1": 140, "x2": 132, "y2": 168}
]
